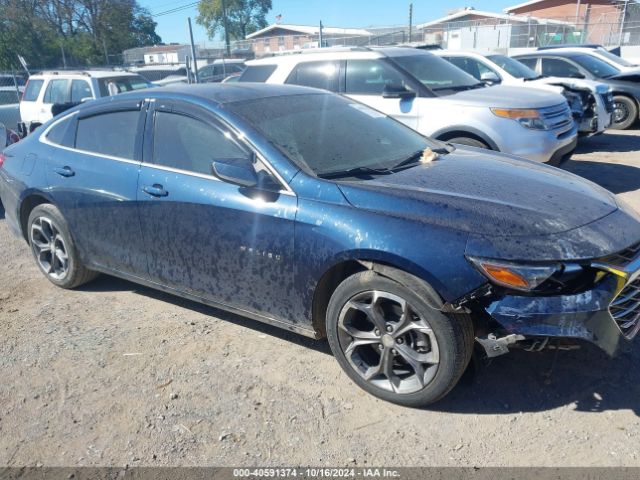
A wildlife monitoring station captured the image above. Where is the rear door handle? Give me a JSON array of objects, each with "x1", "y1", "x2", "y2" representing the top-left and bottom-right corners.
[
  {"x1": 143, "y1": 184, "x2": 169, "y2": 197},
  {"x1": 53, "y1": 166, "x2": 75, "y2": 177}
]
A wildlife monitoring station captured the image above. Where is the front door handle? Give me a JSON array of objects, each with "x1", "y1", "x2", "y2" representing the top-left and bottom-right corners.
[
  {"x1": 53, "y1": 166, "x2": 75, "y2": 177},
  {"x1": 143, "y1": 184, "x2": 169, "y2": 197}
]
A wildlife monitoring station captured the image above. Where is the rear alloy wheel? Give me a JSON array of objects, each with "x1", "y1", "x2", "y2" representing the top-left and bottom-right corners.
[
  {"x1": 28, "y1": 204, "x2": 97, "y2": 289},
  {"x1": 611, "y1": 95, "x2": 638, "y2": 130},
  {"x1": 445, "y1": 137, "x2": 489, "y2": 149},
  {"x1": 326, "y1": 271, "x2": 474, "y2": 407}
]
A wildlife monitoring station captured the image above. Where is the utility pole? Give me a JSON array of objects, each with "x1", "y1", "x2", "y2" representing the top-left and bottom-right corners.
[
  {"x1": 60, "y1": 43, "x2": 67, "y2": 69},
  {"x1": 574, "y1": 0, "x2": 581, "y2": 24},
  {"x1": 188, "y1": 17, "x2": 200, "y2": 83},
  {"x1": 221, "y1": 0, "x2": 231, "y2": 56},
  {"x1": 102, "y1": 37, "x2": 109, "y2": 65},
  {"x1": 408, "y1": 3, "x2": 413, "y2": 43},
  {"x1": 318, "y1": 20, "x2": 324, "y2": 48},
  {"x1": 618, "y1": 0, "x2": 630, "y2": 46}
]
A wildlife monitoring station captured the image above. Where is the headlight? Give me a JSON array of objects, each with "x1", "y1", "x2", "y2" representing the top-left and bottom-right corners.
[
  {"x1": 467, "y1": 257, "x2": 560, "y2": 291},
  {"x1": 490, "y1": 108, "x2": 547, "y2": 130}
]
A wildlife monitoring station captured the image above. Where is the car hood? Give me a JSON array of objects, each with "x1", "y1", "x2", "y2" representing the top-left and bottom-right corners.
[
  {"x1": 337, "y1": 147, "x2": 619, "y2": 240},
  {"x1": 534, "y1": 76, "x2": 608, "y2": 93},
  {"x1": 449, "y1": 84, "x2": 567, "y2": 108},
  {"x1": 609, "y1": 71, "x2": 640, "y2": 82}
]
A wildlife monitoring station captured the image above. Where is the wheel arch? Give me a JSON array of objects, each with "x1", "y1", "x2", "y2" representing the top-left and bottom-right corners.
[
  {"x1": 310, "y1": 256, "x2": 446, "y2": 338},
  {"x1": 18, "y1": 190, "x2": 55, "y2": 241},
  {"x1": 431, "y1": 126, "x2": 498, "y2": 151}
]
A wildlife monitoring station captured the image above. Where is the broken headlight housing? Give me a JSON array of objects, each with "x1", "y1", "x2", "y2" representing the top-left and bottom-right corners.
[{"x1": 466, "y1": 257, "x2": 599, "y2": 295}]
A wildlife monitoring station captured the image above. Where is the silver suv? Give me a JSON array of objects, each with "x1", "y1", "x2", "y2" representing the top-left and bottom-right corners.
[{"x1": 240, "y1": 47, "x2": 578, "y2": 163}]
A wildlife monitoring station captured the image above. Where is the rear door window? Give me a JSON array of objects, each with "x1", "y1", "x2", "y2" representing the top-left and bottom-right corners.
[
  {"x1": 43, "y1": 79, "x2": 71, "y2": 104},
  {"x1": 23, "y1": 79, "x2": 44, "y2": 102},
  {"x1": 75, "y1": 110, "x2": 140, "y2": 159},
  {"x1": 286, "y1": 61, "x2": 340, "y2": 91},
  {"x1": 239, "y1": 65, "x2": 277, "y2": 82},
  {"x1": 70, "y1": 80, "x2": 93, "y2": 103},
  {"x1": 345, "y1": 59, "x2": 405, "y2": 95}
]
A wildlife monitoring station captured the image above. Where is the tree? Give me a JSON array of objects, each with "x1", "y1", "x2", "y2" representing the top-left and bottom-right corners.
[
  {"x1": 197, "y1": 0, "x2": 272, "y2": 42},
  {"x1": 0, "y1": 0, "x2": 162, "y2": 70}
]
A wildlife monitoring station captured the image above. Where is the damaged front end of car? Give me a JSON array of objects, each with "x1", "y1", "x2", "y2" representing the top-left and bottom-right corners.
[{"x1": 446, "y1": 209, "x2": 640, "y2": 359}]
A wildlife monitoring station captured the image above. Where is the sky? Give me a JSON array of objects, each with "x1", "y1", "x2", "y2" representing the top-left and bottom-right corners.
[{"x1": 139, "y1": 0, "x2": 519, "y2": 45}]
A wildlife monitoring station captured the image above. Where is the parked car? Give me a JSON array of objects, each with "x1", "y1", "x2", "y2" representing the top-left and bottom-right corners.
[
  {"x1": 434, "y1": 50, "x2": 612, "y2": 135},
  {"x1": 19, "y1": 70, "x2": 153, "y2": 133},
  {"x1": 514, "y1": 50, "x2": 640, "y2": 129},
  {"x1": 198, "y1": 59, "x2": 246, "y2": 83},
  {"x1": 129, "y1": 65, "x2": 188, "y2": 83},
  {"x1": 0, "y1": 86, "x2": 23, "y2": 131},
  {"x1": 2, "y1": 84, "x2": 639, "y2": 407},
  {"x1": 240, "y1": 47, "x2": 578, "y2": 164},
  {"x1": 537, "y1": 45, "x2": 639, "y2": 72}
]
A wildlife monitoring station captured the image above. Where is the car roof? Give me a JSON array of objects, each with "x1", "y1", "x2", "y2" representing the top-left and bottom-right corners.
[
  {"x1": 79, "y1": 83, "x2": 326, "y2": 109},
  {"x1": 31, "y1": 70, "x2": 144, "y2": 79},
  {"x1": 513, "y1": 49, "x2": 588, "y2": 57},
  {"x1": 247, "y1": 46, "x2": 432, "y2": 65}
]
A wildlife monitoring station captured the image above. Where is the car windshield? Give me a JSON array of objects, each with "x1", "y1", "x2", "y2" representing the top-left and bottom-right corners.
[
  {"x1": 229, "y1": 93, "x2": 434, "y2": 177},
  {"x1": 487, "y1": 54, "x2": 539, "y2": 80},
  {"x1": 97, "y1": 75, "x2": 153, "y2": 96},
  {"x1": 391, "y1": 54, "x2": 483, "y2": 93},
  {"x1": 570, "y1": 54, "x2": 621, "y2": 78},
  {"x1": 596, "y1": 49, "x2": 637, "y2": 67}
]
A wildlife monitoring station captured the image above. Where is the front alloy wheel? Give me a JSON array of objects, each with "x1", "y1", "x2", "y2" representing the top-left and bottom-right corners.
[
  {"x1": 326, "y1": 271, "x2": 474, "y2": 407},
  {"x1": 337, "y1": 290, "x2": 440, "y2": 394}
]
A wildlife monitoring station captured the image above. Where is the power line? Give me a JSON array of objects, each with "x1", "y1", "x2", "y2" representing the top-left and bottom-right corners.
[{"x1": 152, "y1": 1, "x2": 199, "y2": 18}]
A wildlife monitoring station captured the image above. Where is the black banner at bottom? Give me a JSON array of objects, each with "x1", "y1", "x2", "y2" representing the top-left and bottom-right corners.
[{"x1": 2, "y1": 467, "x2": 640, "y2": 480}]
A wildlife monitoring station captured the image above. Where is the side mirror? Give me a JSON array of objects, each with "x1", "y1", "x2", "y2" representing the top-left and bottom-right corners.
[
  {"x1": 382, "y1": 83, "x2": 416, "y2": 100},
  {"x1": 480, "y1": 71, "x2": 501, "y2": 84},
  {"x1": 212, "y1": 157, "x2": 258, "y2": 188}
]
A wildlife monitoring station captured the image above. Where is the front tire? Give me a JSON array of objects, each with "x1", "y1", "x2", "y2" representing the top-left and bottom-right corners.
[
  {"x1": 27, "y1": 204, "x2": 97, "y2": 289},
  {"x1": 611, "y1": 95, "x2": 638, "y2": 130},
  {"x1": 326, "y1": 271, "x2": 474, "y2": 407}
]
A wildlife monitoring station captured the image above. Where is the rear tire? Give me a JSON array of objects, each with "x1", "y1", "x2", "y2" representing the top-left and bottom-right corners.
[
  {"x1": 611, "y1": 95, "x2": 638, "y2": 130},
  {"x1": 326, "y1": 270, "x2": 474, "y2": 407},
  {"x1": 445, "y1": 137, "x2": 490, "y2": 149},
  {"x1": 27, "y1": 204, "x2": 98, "y2": 289}
]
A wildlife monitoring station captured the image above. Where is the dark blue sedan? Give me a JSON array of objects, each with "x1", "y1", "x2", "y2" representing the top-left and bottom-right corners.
[{"x1": 1, "y1": 84, "x2": 640, "y2": 406}]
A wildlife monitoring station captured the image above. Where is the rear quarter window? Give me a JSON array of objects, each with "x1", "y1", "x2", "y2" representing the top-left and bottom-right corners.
[
  {"x1": 23, "y1": 79, "x2": 44, "y2": 102},
  {"x1": 239, "y1": 65, "x2": 277, "y2": 82},
  {"x1": 46, "y1": 115, "x2": 75, "y2": 147}
]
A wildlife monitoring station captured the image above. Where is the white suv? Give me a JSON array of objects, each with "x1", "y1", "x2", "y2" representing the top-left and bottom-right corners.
[
  {"x1": 434, "y1": 50, "x2": 612, "y2": 134},
  {"x1": 240, "y1": 47, "x2": 578, "y2": 164},
  {"x1": 20, "y1": 70, "x2": 152, "y2": 132}
]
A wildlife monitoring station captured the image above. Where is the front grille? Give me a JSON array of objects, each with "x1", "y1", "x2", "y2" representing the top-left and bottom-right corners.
[
  {"x1": 599, "y1": 241, "x2": 640, "y2": 269},
  {"x1": 541, "y1": 103, "x2": 574, "y2": 136},
  {"x1": 610, "y1": 278, "x2": 640, "y2": 339}
]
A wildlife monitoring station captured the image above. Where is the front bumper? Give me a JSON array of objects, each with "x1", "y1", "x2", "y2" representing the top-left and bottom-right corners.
[
  {"x1": 485, "y1": 255, "x2": 640, "y2": 356},
  {"x1": 498, "y1": 123, "x2": 578, "y2": 164}
]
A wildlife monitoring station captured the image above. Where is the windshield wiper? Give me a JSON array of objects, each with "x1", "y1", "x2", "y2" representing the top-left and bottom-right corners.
[
  {"x1": 432, "y1": 83, "x2": 484, "y2": 92},
  {"x1": 318, "y1": 165, "x2": 393, "y2": 179},
  {"x1": 524, "y1": 75, "x2": 545, "y2": 81},
  {"x1": 389, "y1": 146, "x2": 451, "y2": 171}
]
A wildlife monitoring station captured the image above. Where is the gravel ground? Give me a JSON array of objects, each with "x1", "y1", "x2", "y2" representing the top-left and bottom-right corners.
[{"x1": 0, "y1": 130, "x2": 639, "y2": 468}]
